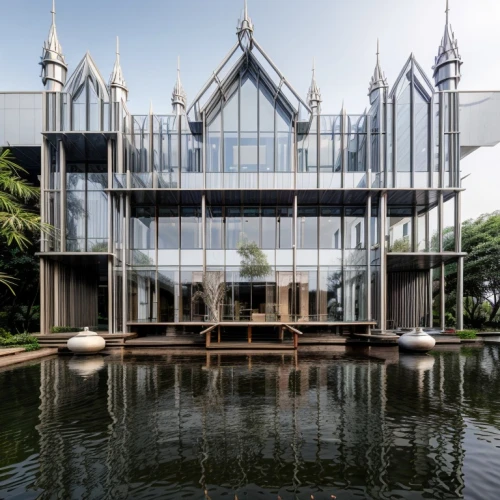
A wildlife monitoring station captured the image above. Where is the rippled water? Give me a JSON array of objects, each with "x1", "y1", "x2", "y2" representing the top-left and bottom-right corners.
[{"x1": 1, "y1": 346, "x2": 500, "y2": 499}]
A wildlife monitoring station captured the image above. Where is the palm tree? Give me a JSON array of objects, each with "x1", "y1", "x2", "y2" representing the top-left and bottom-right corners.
[{"x1": 0, "y1": 148, "x2": 48, "y2": 293}]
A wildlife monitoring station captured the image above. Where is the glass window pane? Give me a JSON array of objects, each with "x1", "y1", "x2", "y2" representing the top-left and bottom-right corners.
[
  {"x1": 242, "y1": 207, "x2": 259, "y2": 244},
  {"x1": 207, "y1": 207, "x2": 223, "y2": 249},
  {"x1": 396, "y1": 85, "x2": 411, "y2": 172},
  {"x1": 278, "y1": 207, "x2": 292, "y2": 249},
  {"x1": 181, "y1": 207, "x2": 202, "y2": 249},
  {"x1": 297, "y1": 207, "x2": 318, "y2": 249},
  {"x1": 158, "y1": 207, "x2": 179, "y2": 249},
  {"x1": 226, "y1": 207, "x2": 242, "y2": 249},
  {"x1": 262, "y1": 208, "x2": 276, "y2": 249},
  {"x1": 223, "y1": 91, "x2": 238, "y2": 132},
  {"x1": 240, "y1": 76, "x2": 257, "y2": 132},
  {"x1": 319, "y1": 207, "x2": 341, "y2": 249}
]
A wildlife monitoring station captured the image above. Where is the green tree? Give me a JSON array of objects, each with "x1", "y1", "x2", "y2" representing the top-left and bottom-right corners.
[
  {"x1": 446, "y1": 212, "x2": 500, "y2": 327},
  {"x1": 0, "y1": 149, "x2": 45, "y2": 251},
  {"x1": 237, "y1": 240, "x2": 271, "y2": 281}
]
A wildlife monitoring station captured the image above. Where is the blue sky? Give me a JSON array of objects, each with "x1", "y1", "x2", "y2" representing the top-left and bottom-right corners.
[{"x1": 0, "y1": 0, "x2": 499, "y2": 219}]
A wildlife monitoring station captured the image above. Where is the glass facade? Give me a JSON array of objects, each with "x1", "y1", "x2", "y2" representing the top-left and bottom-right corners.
[{"x1": 4, "y1": 7, "x2": 499, "y2": 334}]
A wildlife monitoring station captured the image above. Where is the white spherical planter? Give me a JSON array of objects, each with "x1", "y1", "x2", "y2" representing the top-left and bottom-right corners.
[
  {"x1": 398, "y1": 327, "x2": 436, "y2": 353},
  {"x1": 67, "y1": 327, "x2": 106, "y2": 354}
]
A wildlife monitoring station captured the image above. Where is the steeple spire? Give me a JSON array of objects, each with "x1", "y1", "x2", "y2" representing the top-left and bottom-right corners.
[
  {"x1": 40, "y1": 0, "x2": 67, "y2": 91},
  {"x1": 237, "y1": 0, "x2": 254, "y2": 51},
  {"x1": 172, "y1": 56, "x2": 187, "y2": 114},
  {"x1": 433, "y1": 0, "x2": 462, "y2": 90},
  {"x1": 109, "y1": 36, "x2": 128, "y2": 101},
  {"x1": 307, "y1": 57, "x2": 322, "y2": 114},
  {"x1": 368, "y1": 38, "x2": 388, "y2": 97}
]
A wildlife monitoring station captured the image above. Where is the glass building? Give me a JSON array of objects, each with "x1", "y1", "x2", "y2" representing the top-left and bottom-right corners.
[{"x1": 1, "y1": 2, "x2": 500, "y2": 334}]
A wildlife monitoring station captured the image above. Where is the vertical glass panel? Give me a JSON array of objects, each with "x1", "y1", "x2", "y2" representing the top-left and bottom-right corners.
[
  {"x1": 415, "y1": 88, "x2": 429, "y2": 173},
  {"x1": 240, "y1": 77, "x2": 257, "y2": 132},
  {"x1": 206, "y1": 207, "x2": 223, "y2": 250},
  {"x1": 158, "y1": 207, "x2": 179, "y2": 249},
  {"x1": 66, "y1": 190, "x2": 85, "y2": 251},
  {"x1": 181, "y1": 207, "x2": 202, "y2": 249},
  {"x1": 345, "y1": 207, "x2": 365, "y2": 249},
  {"x1": 226, "y1": 207, "x2": 242, "y2": 249},
  {"x1": 396, "y1": 84, "x2": 411, "y2": 173},
  {"x1": 276, "y1": 132, "x2": 291, "y2": 172},
  {"x1": 387, "y1": 103, "x2": 393, "y2": 187},
  {"x1": 72, "y1": 85, "x2": 86, "y2": 131},
  {"x1": 297, "y1": 207, "x2": 318, "y2": 249},
  {"x1": 387, "y1": 208, "x2": 412, "y2": 252},
  {"x1": 259, "y1": 84, "x2": 274, "y2": 133},
  {"x1": 278, "y1": 207, "x2": 293, "y2": 249},
  {"x1": 223, "y1": 91, "x2": 238, "y2": 133},
  {"x1": 276, "y1": 102, "x2": 291, "y2": 132},
  {"x1": 319, "y1": 207, "x2": 341, "y2": 249},
  {"x1": 88, "y1": 80, "x2": 100, "y2": 131},
  {"x1": 371, "y1": 209, "x2": 379, "y2": 246},
  {"x1": 429, "y1": 205, "x2": 439, "y2": 252},
  {"x1": 158, "y1": 269, "x2": 177, "y2": 322},
  {"x1": 207, "y1": 111, "x2": 221, "y2": 173},
  {"x1": 242, "y1": 207, "x2": 260, "y2": 244},
  {"x1": 299, "y1": 125, "x2": 317, "y2": 173},
  {"x1": 261, "y1": 208, "x2": 276, "y2": 249},
  {"x1": 131, "y1": 206, "x2": 155, "y2": 250},
  {"x1": 224, "y1": 132, "x2": 238, "y2": 172},
  {"x1": 320, "y1": 134, "x2": 333, "y2": 170},
  {"x1": 443, "y1": 196, "x2": 456, "y2": 251},
  {"x1": 259, "y1": 132, "x2": 274, "y2": 172},
  {"x1": 240, "y1": 132, "x2": 258, "y2": 173},
  {"x1": 344, "y1": 267, "x2": 367, "y2": 321},
  {"x1": 87, "y1": 191, "x2": 108, "y2": 250},
  {"x1": 319, "y1": 268, "x2": 343, "y2": 321}
]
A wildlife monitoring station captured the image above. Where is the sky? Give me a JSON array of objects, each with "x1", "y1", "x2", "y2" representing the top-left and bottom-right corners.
[{"x1": 0, "y1": 0, "x2": 499, "y2": 221}]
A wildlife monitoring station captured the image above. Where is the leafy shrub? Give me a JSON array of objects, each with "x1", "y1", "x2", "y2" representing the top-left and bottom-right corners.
[
  {"x1": 457, "y1": 330, "x2": 478, "y2": 339},
  {"x1": 0, "y1": 327, "x2": 13, "y2": 339},
  {"x1": 0, "y1": 333, "x2": 39, "y2": 350},
  {"x1": 50, "y1": 326, "x2": 80, "y2": 333}
]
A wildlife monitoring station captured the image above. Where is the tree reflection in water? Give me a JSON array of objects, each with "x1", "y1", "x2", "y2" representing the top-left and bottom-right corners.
[{"x1": 1, "y1": 346, "x2": 500, "y2": 499}]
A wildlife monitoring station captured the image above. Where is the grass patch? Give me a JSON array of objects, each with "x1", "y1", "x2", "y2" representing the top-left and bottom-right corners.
[{"x1": 457, "y1": 330, "x2": 478, "y2": 339}]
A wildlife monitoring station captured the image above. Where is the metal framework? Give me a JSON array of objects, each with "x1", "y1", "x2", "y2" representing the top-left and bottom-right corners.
[{"x1": 1, "y1": 1, "x2": 500, "y2": 334}]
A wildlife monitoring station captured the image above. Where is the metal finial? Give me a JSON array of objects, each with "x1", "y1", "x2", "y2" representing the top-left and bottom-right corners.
[
  {"x1": 116, "y1": 36, "x2": 120, "y2": 57},
  {"x1": 149, "y1": 100, "x2": 153, "y2": 115},
  {"x1": 312, "y1": 57, "x2": 315, "y2": 78},
  {"x1": 445, "y1": 0, "x2": 450, "y2": 24},
  {"x1": 244, "y1": 0, "x2": 248, "y2": 20},
  {"x1": 376, "y1": 38, "x2": 380, "y2": 61}
]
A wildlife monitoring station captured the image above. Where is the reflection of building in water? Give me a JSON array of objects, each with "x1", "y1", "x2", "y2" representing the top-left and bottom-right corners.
[
  {"x1": 4, "y1": 2, "x2": 500, "y2": 334},
  {"x1": 31, "y1": 349, "x2": 500, "y2": 497}
]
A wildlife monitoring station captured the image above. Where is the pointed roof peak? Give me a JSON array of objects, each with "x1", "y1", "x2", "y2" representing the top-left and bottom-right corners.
[
  {"x1": 172, "y1": 56, "x2": 187, "y2": 110},
  {"x1": 368, "y1": 38, "x2": 388, "y2": 95},
  {"x1": 43, "y1": 0, "x2": 66, "y2": 65},
  {"x1": 109, "y1": 36, "x2": 127, "y2": 93},
  {"x1": 237, "y1": 0, "x2": 254, "y2": 51},
  {"x1": 307, "y1": 57, "x2": 321, "y2": 110},
  {"x1": 433, "y1": 0, "x2": 462, "y2": 88}
]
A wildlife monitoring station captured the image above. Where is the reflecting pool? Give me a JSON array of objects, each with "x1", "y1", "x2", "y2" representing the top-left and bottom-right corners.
[{"x1": 1, "y1": 346, "x2": 500, "y2": 499}]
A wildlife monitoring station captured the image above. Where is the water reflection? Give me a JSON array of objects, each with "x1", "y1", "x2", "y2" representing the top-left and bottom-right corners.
[{"x1": 1, "y1": 346, "x2": 500, "y2": 499}]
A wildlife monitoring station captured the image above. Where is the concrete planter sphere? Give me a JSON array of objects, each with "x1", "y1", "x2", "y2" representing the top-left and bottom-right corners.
[
  {"x1": 67, "y1": 327, "x2": 106, "y2": 354},
  {"x1": 398, "y1": 327, "x2": 436, "y2": 353}
]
